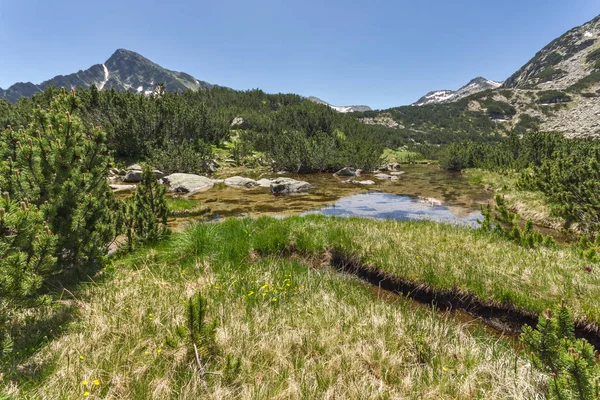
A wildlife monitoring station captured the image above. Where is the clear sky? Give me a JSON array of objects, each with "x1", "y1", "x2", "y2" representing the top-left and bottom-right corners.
[{"x1": 0, "y1": 1, "x2": 598, "y2": 109}]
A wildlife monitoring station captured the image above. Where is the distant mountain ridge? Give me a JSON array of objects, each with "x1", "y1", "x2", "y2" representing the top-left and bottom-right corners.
[
  {"x1": 307, "y1": 96, "x2": 372, "y2": 113},
  {"x1": 413, "y1": 77, "x2": 503, "y2": 105},
  {"x1": 0, "y1": 49, "x2": 213, "y2": 102}
]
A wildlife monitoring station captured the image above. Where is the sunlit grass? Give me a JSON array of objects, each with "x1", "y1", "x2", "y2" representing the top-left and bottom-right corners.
[{"x1": 5, "y1": 217, "x2": 556, "y2": 399}]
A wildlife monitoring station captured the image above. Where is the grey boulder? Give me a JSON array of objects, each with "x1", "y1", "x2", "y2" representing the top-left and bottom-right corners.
[
  {"x1": 224, "y1": 176, "x2": 260, "y2": 188},
  {"x1": 270, "y1": 178, "x2": 314, "y2": 194},
  {"x1": 162, "y1": 173, "x2": 214, "y2": 194},
  {"x1": 334, "y1": 167, "x2": 362, "y2": 177}
]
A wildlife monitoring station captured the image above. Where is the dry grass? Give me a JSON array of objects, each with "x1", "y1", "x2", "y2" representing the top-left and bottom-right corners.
[{"x1": 2, "y1": 217, "x2": 555, "y2": 399}]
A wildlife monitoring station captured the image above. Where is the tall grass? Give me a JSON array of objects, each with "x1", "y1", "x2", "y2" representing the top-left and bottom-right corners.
[{"x1": 6, "y1": 214, "x2": 592, "y2": 398}]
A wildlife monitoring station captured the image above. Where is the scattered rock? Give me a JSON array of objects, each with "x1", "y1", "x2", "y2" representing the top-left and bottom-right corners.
[
  {"x1": 162, "y1": 173, "x2": 214, "y2": 194},
  {"x1": 270, "y1": 178, "x2": 314, "y2": 194},
  {"x1": 109, "y1": 168, "x2": 120, "y2": 175},
  {"x1": 484, "y1": 184, "x2": 493, "y2": 191},
  {"x1": 123, "y1": 169, "x2": 164, "y2": 182},
  {"x1": 390, "y1": 163, "x2": 401, "y2": 170},
  {"x1": 344, "y1": 179, "x2": 375, "y2": 185},
  {"x1": 203, "y1": 159, "x2": 220, "y2": 173},
  {"x1": 110, "y1": 184, "x2": 136, "y2": 193},
  {"x1": 126, "y1": 164, "x2": 143, "y2": 171},
  {"x1": 257, "y1": 178, "x2": 273, "y2": 188},
  {"x1": 211, "y1": 179, "x2": 225, "y2": 184},
  {"x1": 374, "y1": 173, "x2": 394, "y2": 180},
  {"x1": 123, "y1": 170, "x2": 142, "y2": 182},
  {"x1": 334, "y1": 167, "x2": 362, "y2": 177},
  {"x1": 230, "y1": 117, "x2": 248, "y2": 129},
  {"x1": 390, "y1": 171, "x2": 405, "y2": 176},
  {"x1": 224, "y1": 176, "x2": 260, "y2": 188}
]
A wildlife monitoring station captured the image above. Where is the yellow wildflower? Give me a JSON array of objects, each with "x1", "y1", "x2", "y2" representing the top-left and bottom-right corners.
[
  {"x1": 93, "y1": 380, "x2": 100, "y2": 386},
  {"x1": 82, "y1": 380, "x2": 88, "y2": 385},
  {"x1": 83, "y1": 392, "x2": 89, "y2": 397}
]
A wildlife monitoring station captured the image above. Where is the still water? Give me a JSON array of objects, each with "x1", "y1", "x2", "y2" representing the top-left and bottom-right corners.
[{"x1": 177, "y1": 164, "x2": 492, "y2": 226}]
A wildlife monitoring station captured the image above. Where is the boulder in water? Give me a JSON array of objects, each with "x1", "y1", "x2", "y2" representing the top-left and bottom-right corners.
[
  {"x1": 270, "y1": 178, "x2": 314, "y2": 194},
  {"x1": 162, "y1": 173, "x2": 214, "y2": 194},
  {"x1": 224, "y1": 176, "x2": 260, "y2": 188}
]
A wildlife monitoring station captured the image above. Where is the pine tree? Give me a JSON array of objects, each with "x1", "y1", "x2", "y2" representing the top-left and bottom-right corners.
[
  {"x1": 0, "y1": 89, "x2": 116, "y2": 269},
  {"x1": 124, "y1": 164, "x2": 169, "y2": 249}
]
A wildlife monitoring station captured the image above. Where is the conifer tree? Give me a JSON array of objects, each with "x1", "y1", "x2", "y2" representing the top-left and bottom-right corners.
[
  {"x1": 124, "y1": 164, "x2": 169, "y2": 249},
  {"x1": 0, "y1": 89, "x2": 116, "y2": 269}
]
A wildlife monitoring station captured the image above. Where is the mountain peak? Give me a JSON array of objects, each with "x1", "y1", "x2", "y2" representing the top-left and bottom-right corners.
[
  {"x1": 413, "y1": 76, "x2": 503, "y2": 105},
  {"x1": 0, "y1": 49, "x2": 213, "y2": 102},
  {"x1": 307, "y1": 96, "x2": 372, "y2": 113}
]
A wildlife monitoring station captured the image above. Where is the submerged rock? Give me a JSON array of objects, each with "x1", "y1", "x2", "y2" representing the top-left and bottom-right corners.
[
  {"x1": 162, "y1": 173, "x2": 214, "y2": 194},
  {"x1": 224, "y1": 176, "x2": 260, "y2": 188},
  {"x1": 334, "y1": 167, "x2": 362, "y2": 177},
  {"x1": 390, "y1": 171, "x2": 405, "y2": 176},
  {"x1": 374, "y1": 173, "x2": 393, "y2": 180},
  {"x1": 344, "y1": 179, "x2": 375, "y2": 185},
  {"x1": 270, "y1": 178, "x2": 314, "y2": 194}
]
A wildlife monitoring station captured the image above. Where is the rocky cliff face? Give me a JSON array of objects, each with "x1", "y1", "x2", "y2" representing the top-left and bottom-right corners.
[
  {"x1": 308, "y1": 96, "x2": 372, "y2": 113},
  {"x1": 413, "y1": 77, "x2": 503, "y2": 105},
  {"x1": 0, "y1": 49, "x2": 213, "y2": 102}
]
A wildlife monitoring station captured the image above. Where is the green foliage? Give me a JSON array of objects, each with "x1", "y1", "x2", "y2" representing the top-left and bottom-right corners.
[
  {"x1": 586, "y1": 47, "x2": 600, "y2": 63},
  {"x1": 483, "y1": 99, "x2": 516, "y2": 119},
  {"x1": 187, "y1": 293, "x2": 218, "y2": 360},
  {"x1": 574, "y1": 234, "x2": 600, "y2": 264},
  {"x1": 0, "y1": 91, "x2": 116, "y2": 269},
  {"x1": 230, "y1": 138, "x2": 253, "y2": 167},
  {"x1": 568, "y1": 71, "x2": 600, "y2": 92},
  {"x1": 0, "y1": 194, "x2": 57, "y2": 356},
  {"x1": 124, "y1": 165, "x2": 169, "y2": 249},
  {"x1": 533, "y1": 67, "x2": 565, "y2": 83},
  {"x1": 149, "y1": 139, "x2": 214, "y2": 174},
  {"x1": 522, "y1": 304, "x2": 600, "y2": 400},
  {"x1": 537, "y1": 90, "x2": 572, "y2": 104},
  {"x1": 479, "y1": 195, "x2": 556, "y2": 248},
  {"x1": 518, "y1": 147, "x2": 600, "y2": 234}
]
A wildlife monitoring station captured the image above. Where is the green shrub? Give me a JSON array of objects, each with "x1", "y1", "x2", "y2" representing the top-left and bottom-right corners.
[
  {"x1": 0, "y1": 90, "x2": 116, "y2": 269},
  {"x1": 522, "y1": 304, "x2": 600, "y2": 399},
  {"x1": 123, "y1": 165, "x2": 169, "y2": 249},
  {"x1": 150, "y1": 139, "x2": 214, "y2": 174},
  {"x1": 537, "y1": 90, "x2": 572, "y2": 104}
]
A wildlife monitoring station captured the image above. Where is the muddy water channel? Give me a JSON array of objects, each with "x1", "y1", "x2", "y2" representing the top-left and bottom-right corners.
[{"x1": 175, "y1": 164, "x2": 492, "y2": 227}]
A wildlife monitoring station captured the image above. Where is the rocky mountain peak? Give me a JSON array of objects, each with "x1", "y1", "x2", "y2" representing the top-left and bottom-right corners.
[
  {"x1": 0, "y1": 49, "x2": 213, "y2": 102},
  {"x1": 307, "y1": 96, "x2": 372, "y2": 113},
  {"x1": 413, "y1": 77, "x2": 502, "y2": 105}
]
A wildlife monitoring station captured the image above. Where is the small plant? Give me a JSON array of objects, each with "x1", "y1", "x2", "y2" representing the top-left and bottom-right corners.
[
  {"x1": 123, "y1": 165, "x2": 169, "y2": 249},
  {"x1": 479, "y1": 195, "x2": 556, "y2": 248},
  {"x1": 575, "y1": 234, "x2": 600, "y2": 264},
  {"x1": 521, "y1": 304, "x2": 600, "y2": 400}
]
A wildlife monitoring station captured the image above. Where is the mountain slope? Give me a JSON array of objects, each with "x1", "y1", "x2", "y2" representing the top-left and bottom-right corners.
[
  {"x1": 504, "y1": 15, "x2": 600, "y2": 91},
  {"x1": 0, "y1": 49, "x2": 213, "y2": 102},
  {"x1": 308, "y1": 96, "x2": 372, "y2": 113},
  {"x1": 413, "y1": 77, "x2": 502, "y2": 105}
]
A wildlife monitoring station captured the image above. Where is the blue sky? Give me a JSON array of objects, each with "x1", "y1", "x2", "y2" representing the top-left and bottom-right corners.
[{"x1": 0, "y1": 1, "x2": 598, "y2": 109}]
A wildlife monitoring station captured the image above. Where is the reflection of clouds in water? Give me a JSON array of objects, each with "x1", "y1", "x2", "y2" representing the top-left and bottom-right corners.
[{"x1": 303, "y1": 193, "x2": 482, "y2": 227}]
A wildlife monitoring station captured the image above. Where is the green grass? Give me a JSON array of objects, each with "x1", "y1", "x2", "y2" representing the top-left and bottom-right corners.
[
  {"x1": 165, "y1": 197, "x2": 200, "y2": 213},
  {"x1": 465, "y1": 169, "x2": 563, "y2": 230},
  {"x1": 4, "y1": 216, "x2": 576, "y2": 398},
  {"x1": 381, "y1": 147, "x2": 426, "y2": 163}
]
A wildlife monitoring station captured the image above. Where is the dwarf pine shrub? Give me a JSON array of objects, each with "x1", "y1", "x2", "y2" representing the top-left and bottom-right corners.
[
  {"x1": 480, "y1": 194, "x2": 556, "y2": 248},
  {"x1": 522, "y1": 304, "x2": 600, "y2": 400},
  {"x1": 0, "y1": 90, "x2": 116, "y2": 269},
  {"x1": 124, "y1": 165, "x2": 169, "y2": 249}
]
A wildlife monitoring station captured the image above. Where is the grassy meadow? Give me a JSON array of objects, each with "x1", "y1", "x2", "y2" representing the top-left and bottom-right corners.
[{"x1": 4, "y1": 214, "x2": 598, "y2": 398}]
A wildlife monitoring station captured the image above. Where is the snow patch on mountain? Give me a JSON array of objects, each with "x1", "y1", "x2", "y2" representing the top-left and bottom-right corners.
[
  {"x1": 307, "y1": 96, "x2": 372, "y2": 113},
  {"x1": 98, "y1": 64, "x2": 109, "y2": 90},
  {"x1": 413, "y1": 77, "x2": 503, "y2": 105}
]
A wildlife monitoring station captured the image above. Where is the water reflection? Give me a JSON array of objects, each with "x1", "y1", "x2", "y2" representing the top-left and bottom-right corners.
[{"x1": 304, "y1": 192, "x2": 483, "y2": 227}]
